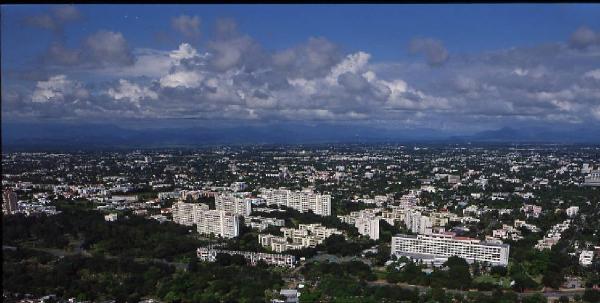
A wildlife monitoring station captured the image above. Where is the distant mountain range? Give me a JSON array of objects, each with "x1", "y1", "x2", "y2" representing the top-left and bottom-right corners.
[{"x1": 2, "y1": 123, "x2": 598, "y2": 151}]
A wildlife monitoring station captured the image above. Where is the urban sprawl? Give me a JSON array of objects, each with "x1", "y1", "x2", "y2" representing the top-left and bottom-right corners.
[{"x1": 2, "y1": 144, "x2": 600, "y2": 303}]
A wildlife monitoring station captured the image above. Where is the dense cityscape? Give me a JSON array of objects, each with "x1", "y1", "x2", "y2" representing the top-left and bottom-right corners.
[
  {"x1": 2, "y1": 144, "x2": 600, "y2": 302},
  {"x1": 3, "y1": 3, "x2": 600, "y2": 303}
]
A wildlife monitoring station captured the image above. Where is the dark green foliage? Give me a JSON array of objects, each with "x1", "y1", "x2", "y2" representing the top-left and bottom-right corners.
[
  {"x1": 583, "y1": 288, "x2": 600, "y2": 303},
  {"x1": 3, "y1": 250, "x2": 174, "y2": 301}
]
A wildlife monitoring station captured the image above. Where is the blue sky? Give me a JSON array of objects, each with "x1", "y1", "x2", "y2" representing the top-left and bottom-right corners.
[{"x1": 2, "y1": 4, "x2": 600, "y2": 133}]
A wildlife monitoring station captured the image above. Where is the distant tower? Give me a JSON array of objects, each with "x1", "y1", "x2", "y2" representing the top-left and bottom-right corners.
[{"x1": 2, "y1": 189, "x2": 18, "y2": 215}]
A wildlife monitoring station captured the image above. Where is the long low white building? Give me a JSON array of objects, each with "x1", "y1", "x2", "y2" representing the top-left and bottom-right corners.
[
  {"x1": 391, "y1": 233, "x2": 510, "y2": 267},
  {"x1": 197, "y1": 247, "x2": 296, "y2": 268}
]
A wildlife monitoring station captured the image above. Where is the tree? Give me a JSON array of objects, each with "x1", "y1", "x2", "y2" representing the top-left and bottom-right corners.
[
  {"x1": 583, "y1": 288, "x2": 600, "y2": 303},
  {"x1": 542, "y1": 270, "x2": 565, "y2": 289},
  {"x1": 522, "y1": 293, "x2": 547, "y2": 303}
]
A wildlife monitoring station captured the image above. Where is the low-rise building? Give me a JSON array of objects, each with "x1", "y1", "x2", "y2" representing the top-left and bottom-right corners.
[
  {"x1": 259, "y1": 224, "x2": 343, "y2": 252},
  {"x1": 104, "y1": 213, "x2": 118, "y2": 222},
  {"x1": 197, "y1": 246, "x2": 296, "y2": 268}
]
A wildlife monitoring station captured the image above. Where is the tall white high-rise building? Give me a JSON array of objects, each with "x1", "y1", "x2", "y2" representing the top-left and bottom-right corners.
[
  {"x1": 171, "y1": 201, "x2": 239, "y2": 238},
  {"x1": 338, "y1": 209, "x2": 381, "y2": 240},
  {"x1": 215, "y1": 193, "x2": 252, "y2": 217},
  {"x1": 2, "y1": 189, "x2": 18, "y2": 215},
  {"x1": 404, "y1": 210, "x2": 432, "y2": 235},
  {"x1": 355, "y1": 216, "x2": 380, "y2": 240},
  {"x1": 196, "y1": 210, "x2": 240, "y2": 239},
  {"x1": 391, "y1": 233, "x2": 510, "y2": 266},
  {"x1": 172, "y1": 201, "x2": 198, "y2": 226},
  {"x1": 260, "y1": 189, "x2": 331, "y2": 216}
]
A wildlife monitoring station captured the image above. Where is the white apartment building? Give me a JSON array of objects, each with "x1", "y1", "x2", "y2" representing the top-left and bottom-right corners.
[
  {"x1": 584, "y1": 170, "x2": 600, "y2": 186},
  {"x1": 259, "y1": 224, "x2": 343, "y2": 252},
  {"x1": 197, "y1": 246, "x2": 296, "y2": 268},
  {"x1": 404, "y1": 210, "x2": 433, "y2": 235},
  {"x1": 171, "y1": 201, "x2": 239, "y2": 238},
  {"x1": 579, "y1": 250, "x2": 594, "y2": 266},
  {"x1": 382, "y1": 208, "x2": 406, "y2": 225},
  {"x1": 196, "y1": 210, "x2": 239, "y2": 239},
  {"x1": 535, "y1": 219, "x2": 571, "y2": 251},
  {"x1": 566, "y1": 206, "x2": 579, "y2": 218},
  {"x1": 338, "y1": 209, "x2": 381, "y2": 240},
  {"x1": 172, "y1": 201, "x2": 206, "y2": 226},
  {"x1": 260, "y1": 188, "x2": 331, "y2": 216},
  {"x1": 391, "y1": 233, "x2": 510, "y2": 267},
  {"x1": 355, "y1": 216, "x2": 380, "y2": 240},
  {"x1": 245, "y1": 216, "x2": 285, "y2": 231},
  {"x1": 491, "y1": 224, "x2": 523, "y2": 241},
  {"x1": 104, "y1": 213, "x2": 118, "y2": 222},
  {"x1": 215, "y1": 192, "x2": 252, "y2": 217},
  {"x1": 230, "y1": 182, "x2": 248, "y2": 192}
]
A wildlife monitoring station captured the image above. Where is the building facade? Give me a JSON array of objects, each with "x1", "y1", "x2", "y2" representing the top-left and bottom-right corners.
[
  {"x1": 259, "y1": 224, "x2": 343, "y2": 252},
  {"x1": 261, "y1": 189, "x2": 331, "y2": 216},
  {"x1": 197, "y1": 246, "x2": 296, "y2": 268},
  {"x1": 2, "y1": 189, "x2": 18, "y2": 215},
  {"x1": 172, "y1": 201, "x2": 239, "y2": 238},
  {"x1": 215, "y1": 193, "x2": 252, "y2": 217},
  {"x1": 196, "y1": 210, "x2": 240, "y2": 239},
  {"x1": 391, "y1": 233, "x2": 510, "y2": 266},
  {"x1": 584, "y1": 170, "x2": 600, "y2": 186}
]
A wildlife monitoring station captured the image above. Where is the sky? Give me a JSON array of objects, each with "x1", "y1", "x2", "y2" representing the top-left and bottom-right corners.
[{"x1": 2, "y1": 4, "x2": 600, "y2": 134}]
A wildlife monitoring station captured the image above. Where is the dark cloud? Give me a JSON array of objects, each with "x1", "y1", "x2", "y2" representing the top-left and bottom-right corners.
[
  {"x1": 171, "y1": 15, "x2": 201, "y2": 40},
  {"x1": 83, "y1": 30, "x2": 135, "y2": 66},
  {"x1": 45, "y1": 42, "x2": 81, "y2": 66},
  {"x1": 409, "y1": 38, "x2": 449, "y2": 66},
  {"x1": 40, "y1": 30, "x2": 134, "y2": 69},
  {"x1": 273, "y1": 37, "x2": 341, "y2": 79},
  {"x1": 24, "y1": 5, "x2": 82, "y2": 38},
  {"x1": 215, "y1": 18, "x2": 239, "y2": 40},
  {"x1": 569, "y1": 26, "x2": 599, "y2": 49},
  {"x1": 338, "y1": 72, "x2": 369, "y2": 92},
  {"x1": 206, "y1": 19, "x2": 266, "y2": 72},
  {"x1": 52, "y1": 5, "x2": 82, "y2": 23}
]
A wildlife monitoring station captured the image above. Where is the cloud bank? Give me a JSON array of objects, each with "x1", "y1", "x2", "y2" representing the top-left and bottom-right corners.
[{"x1": 4, "y1": 7, "x2": 600, "y2": 132}]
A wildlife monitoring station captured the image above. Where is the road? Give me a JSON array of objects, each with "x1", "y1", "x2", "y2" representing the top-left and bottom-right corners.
[{"x1": 367, "y1": 279, "x2": 587, "y2": 299}]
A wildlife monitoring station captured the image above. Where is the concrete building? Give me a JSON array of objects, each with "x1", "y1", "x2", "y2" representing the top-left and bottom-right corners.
[
  {"x1": 196, "y1": 210, "x2": 239, "y2": 239},
  {"x1": 338, "y1": 209, "x2": 381, "y2": 240},
  {"x1": 197, "y1": 246, "x2": 296, "y2": 268},
  {"x1": 579, "y1": 250, "x2": 594, "y2": 266},
  {"x1": 447, "y1": 174, "x2": 461, "y2": 184},
  {"x1": 566, "y1": 206, "x2": 579, "y2": 218},
  {"x1": 259, "y1": 224, "x2": 343, "y2": 252},
  {"x1": 2, "y1": 189, "x2": 18, "y2": 215},
  {"x1": 230, "y1": 182, "x2": 248, "y2": 192},
  {"x1": 172, "y1": 201, "x2": 203, "y2": 226},
  {"x1": 245, "y1": 216, "x2": 285, "y2": 231},
  {"x1": 261, "y1": 189, "x2": 331, "y2": 216},
  {"x1": 171, "y1": 201, "x2": 239, "y2": 238},
  {"x1": 584, "y1": 170, "x2": 600, "y2": 186},
  {"x1": 104, "y1": 213, "x2": 118, "y2": 222},
  {"x1": 404, "y1": 210, "x2": 433, "y2": 235},
  {"x1": 391, "y1": 233, "x2": 510, "y2": 267},
  {"x1": 215, "y1": 192, "x2": 252, "y2": 217},
  {"x1": 355, "y1": 216, "x2": 380, "y2": 240}
]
